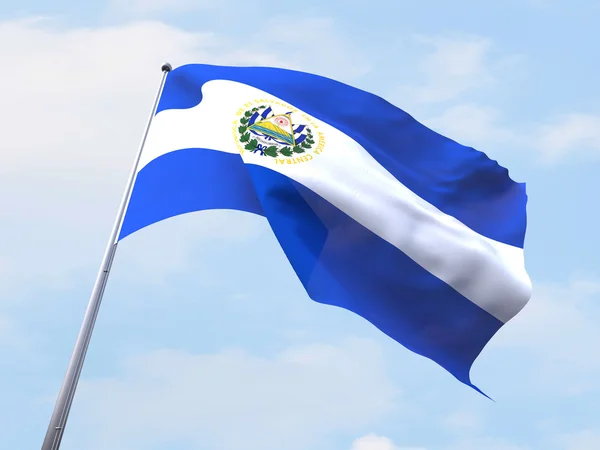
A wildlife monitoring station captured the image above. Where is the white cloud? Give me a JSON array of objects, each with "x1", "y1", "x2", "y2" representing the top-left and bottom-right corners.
[
  {"x1": 350, "y1": 434, "x2": 426, "y2": 450},
  {"x1": 352, "y1": 435, "x2": 399, "y2": 450},
  {"x1": 0, "y1": 18, "x2": 235, "y2": 298},
  {"x1": 61, "y1": 339, "x2": 399, "y2": 450},
  {"x1": 533, "y1": 113, "x2": 600, "y2": 163},
  {"x1": 255, "y1": 16, "x2": 371, "y2": 79},
  {"x1": 444, "y1": 437, "x2": 530, "y2": 450},
  {"x1": 404, "y1": 35, "x2": 510, "y2": 104},
  {"x1": 0, "y1": 18, "x2": 223, "y2": 203},
  {"x1": 0, "y1": 314, "x2": 22, "y2": 348},
  {"x1": 443, "y1": 408, "x2": 482, "y2": 434},
  {"x1": 415, "y1": 103, "x2": 531, "y2": 181},
  {"x1": 397, "y1": 33, "x2": 599, "y2": 167},
  {"x1": 477, "y1": 277, "x2": 600, "y2": 395},
  {"x1": 393, "y1": 35, "x2": 532, "y2": 169},
  {"x1": 348, "y1": 433, "x2": 528, "y2": 450},
  {"x1": 423, "y1": 105, "x2": 600, "y2": 166},
  {"x1": 0, "y1": 16, "x2": 365, "y2": 299},
  {"x1": 108, "y1": 0, "x2": 214, "y2": 15},
  {"x1": 423, "y1": 103, "x2": 514, "y2": 149},
  {"x1": 350, "y1": 434, "x2": 427, "y2": 450},
  {"x1": 560, "y1": 430, "x2": 600, "y2": 450}
]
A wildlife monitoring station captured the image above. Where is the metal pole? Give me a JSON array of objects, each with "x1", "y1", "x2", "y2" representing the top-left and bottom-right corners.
[{"x1": 41, "y1": 62, "x2": 172, "y2": 450}]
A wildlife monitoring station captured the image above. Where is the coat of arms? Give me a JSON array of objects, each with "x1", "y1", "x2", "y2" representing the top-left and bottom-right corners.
[{"x1": 236, "y1": 105, "x2": 316, "y2": 158}]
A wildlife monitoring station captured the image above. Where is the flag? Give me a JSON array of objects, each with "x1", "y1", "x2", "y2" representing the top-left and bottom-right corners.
[{"x1": 119, "y1": 64, "x2": 531, "y2": 392}]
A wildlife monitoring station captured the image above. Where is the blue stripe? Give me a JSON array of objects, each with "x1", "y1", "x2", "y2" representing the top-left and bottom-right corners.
[
  {"x1": 119, "y1": 149, "x2": 263, "y2": 240},
  {"x1": 121, "y1": 148, "x2": 502, "y2": 390},
  {"x1": 156, "y1": 64, "x2": 527, "y2": 248},
  {"x1": 247, "y1": 163, "x2": 501, "y2": 389}
]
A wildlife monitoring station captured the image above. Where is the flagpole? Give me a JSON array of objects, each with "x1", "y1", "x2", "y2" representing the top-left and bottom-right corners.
[{"x1": 40, "y1": 62, "x2": 172, "y2": 450}]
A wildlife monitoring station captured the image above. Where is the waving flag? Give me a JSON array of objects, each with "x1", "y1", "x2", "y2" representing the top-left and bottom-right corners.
[{"x1": 119, "y1": 64, "x2": 531, "y2": 392}]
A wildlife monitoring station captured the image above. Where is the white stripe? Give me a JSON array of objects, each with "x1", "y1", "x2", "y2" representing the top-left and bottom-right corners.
[{"x1": 139, "y1": 80, "x2": 532, "y2": 323}]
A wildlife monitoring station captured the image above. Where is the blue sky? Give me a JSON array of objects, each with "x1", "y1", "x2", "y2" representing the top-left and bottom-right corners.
[{"x1": 1, "y1": 1, "x2": 599, "y2": 449}]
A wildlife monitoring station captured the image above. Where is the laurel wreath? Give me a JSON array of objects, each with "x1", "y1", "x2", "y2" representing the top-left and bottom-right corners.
[{"x1": 238, "y1": 105, "x2": 315, "y2": 158}]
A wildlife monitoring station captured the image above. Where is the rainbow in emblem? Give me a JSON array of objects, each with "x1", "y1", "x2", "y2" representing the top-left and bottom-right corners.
[{"x1": 249, "y1": 114, "x2": 295, "y2": 146}]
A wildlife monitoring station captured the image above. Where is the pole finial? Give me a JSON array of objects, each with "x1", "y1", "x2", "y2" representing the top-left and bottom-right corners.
[{"x1": 161, "y1": 62, "x2": 172, "y2": 73}]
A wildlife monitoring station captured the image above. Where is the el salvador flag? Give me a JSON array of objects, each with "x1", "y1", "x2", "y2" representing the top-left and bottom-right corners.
[{"x1": 119, "y1": 64, "x2": 531, "y2": 393}]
